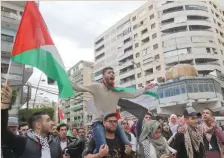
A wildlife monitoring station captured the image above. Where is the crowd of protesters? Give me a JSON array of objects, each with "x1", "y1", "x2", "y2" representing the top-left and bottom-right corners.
[{"x1": 1, "y1": 66, "x2": 224, "y2": 158}]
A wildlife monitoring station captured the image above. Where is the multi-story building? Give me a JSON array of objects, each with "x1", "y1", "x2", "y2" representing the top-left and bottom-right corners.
[
  {"x1": 1, "y1": 1, "x2": 33, "y2": 117},
  {"x1": 61, "y1": 60, "x2": 94, "y2": 127},
  {"x1": 94, "y1": 0, "x2": 224, "y2": 89}
]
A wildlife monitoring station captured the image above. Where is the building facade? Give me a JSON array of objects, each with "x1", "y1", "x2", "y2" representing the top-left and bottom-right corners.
[
  {"x1": 61, "y1": 60, "x2": 94, "y2": 127},
  {"x1": 94, "y1": 0, "x2": 224, "y2": 89},
  {"x1": 1, "y1": 1, "x2": 33, "y2": 117}
]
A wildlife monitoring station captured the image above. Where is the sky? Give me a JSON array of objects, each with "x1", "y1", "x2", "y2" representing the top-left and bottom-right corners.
[
  {"x1": 27, "y1": 0, "x2": 224, "y2": 103},
  {"x1": 28, "y1": 1, "x2": 147, "y2": 102}
]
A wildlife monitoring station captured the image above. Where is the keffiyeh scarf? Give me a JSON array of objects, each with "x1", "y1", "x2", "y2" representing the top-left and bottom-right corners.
[
  {"x1": 32, "y1": 131, "x2": 51, "y2": 158},
  {"x1": 183, "y1": 125, "x2": 203, "y2": 158},
  {"x1": 140, "y1": 120, "x2": 170, "y2": 157}
]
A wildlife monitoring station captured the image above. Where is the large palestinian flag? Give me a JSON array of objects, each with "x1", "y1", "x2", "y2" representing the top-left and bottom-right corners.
[{"x1": 11, "y1": 2, "x2": 74, "y2": 98}]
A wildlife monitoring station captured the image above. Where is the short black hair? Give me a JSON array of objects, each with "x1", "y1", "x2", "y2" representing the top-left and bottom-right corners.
[
  {"x1": 18, "y1": 122, "x2": 28, "y2": 130},
  {"x1": 57, "y1": 123, "x2": 69, "y2": 131},
  {"x1": 72, "y1": 128, "x2": 78, "y2": 132},
  {"x1": 102, "y1": 67, "x2": 114, "y2": 75},
  {"x1": 27, "y1": 111, "x2": 48, "y2": 130},
  {"x1": 204, "y1": 108, "x2": 213, "y2": 115}
]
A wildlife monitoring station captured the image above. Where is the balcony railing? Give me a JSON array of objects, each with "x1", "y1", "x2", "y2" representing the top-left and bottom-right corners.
[{"x1": 1, "y1": 11, "x2": 21, "y2": 21}]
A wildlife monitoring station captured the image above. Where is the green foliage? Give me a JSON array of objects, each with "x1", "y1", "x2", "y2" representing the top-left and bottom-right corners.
[
  {"x1": 18, "y1": 107, "x2": 55, "y2": 122},
  {"x1": 11, "y1": 88, "x2": 18, "y2": 105}
]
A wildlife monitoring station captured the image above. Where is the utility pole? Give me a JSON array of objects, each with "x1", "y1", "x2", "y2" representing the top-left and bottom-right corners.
[{"x1": 26, "y1": 84, "x2": 30, "y2": 112}]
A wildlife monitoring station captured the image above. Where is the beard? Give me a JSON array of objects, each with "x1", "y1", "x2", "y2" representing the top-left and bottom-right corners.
[{"x1": 105, "y1": 126, "x2": 116, "y2": 133}]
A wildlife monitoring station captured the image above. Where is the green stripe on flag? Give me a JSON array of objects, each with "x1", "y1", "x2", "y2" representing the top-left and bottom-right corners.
[
  {"x1": 11, "y1": 48, "x2": 74, "y2": 98},
  {"x1": 111, "y1": 87, "x2": 158, "y2": 98}
]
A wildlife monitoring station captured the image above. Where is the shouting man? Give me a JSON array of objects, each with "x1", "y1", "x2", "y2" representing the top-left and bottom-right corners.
[{"x1": 72, "y1": 66, "x2": 154, "y2": 153}]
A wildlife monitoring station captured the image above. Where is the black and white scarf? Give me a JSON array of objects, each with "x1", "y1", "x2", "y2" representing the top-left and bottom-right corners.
[{"x1": 32, "y1": 131, "x2": 51, "y2": 158}]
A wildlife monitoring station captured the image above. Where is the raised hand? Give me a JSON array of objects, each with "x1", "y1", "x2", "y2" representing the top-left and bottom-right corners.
[{"x1": 1, "y1": 81, "x2": 12, "y2": 109}]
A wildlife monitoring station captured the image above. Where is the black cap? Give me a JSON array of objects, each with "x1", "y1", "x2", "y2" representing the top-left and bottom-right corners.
[
  {"x1": 183, "y1": 107, "x2": 197, "y2": 117},
  {"x1": 103, "y1": 112, "x2": 117, "y2": 121}
]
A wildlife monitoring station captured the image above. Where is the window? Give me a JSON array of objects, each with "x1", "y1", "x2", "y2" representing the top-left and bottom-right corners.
[
  {"x1": 124, "y1": 46, "x2": 133, "y2": 53},
  {"x1": 135, "y1": 43, "x2": 139, "y2": 48},
  {"x1": 149, "y1": 5, "x2": 153, "y2": 11},
  {"x1": 180, "y1": 85, "x2": 186, "y2": 94},
  {"x1": 124, "y1": 37, "x2": 131, "y2": 44},
  {"x1": 156, "y1": 65, "x2": 161, "y2": 71},
  {"x1": 151, "y1": 23, "x2": 156, "y2": 29},
  {"x1": 185, "y1": 5, "x2": 207, "y2": 11},
  {"x1": 209, "y1": 84, "x2": 215, "y2": 92},
  {"x1": 138, "y1": 83, "x2": 143, "y2": 87},
  {"x1": 136, "y1": 63, "x2": 140, "y2": 68},
  {"x1": 140, "y1": 21, "x2": 144, "y2": 25},
  {"x1": 187, "y1": 84, "x2": 193, "y2": 93},
  {"x1": 175, "y1": 87, "x2": 180, "y2": 95},
  {"x1": 153, "y1": 44, "x2": 158, "y2": 50},
  {"x1": 163, "y1": 6, "x2": 183, "y2": 14},
  {"x1": 150, "y1": 14, "x2": 154, "y2": 19},
  {"x1": 155, "y1": 54, "x2": 160, "y2": 60},
  {"x1": 152, "y1": 33, "x2": 157, "y2": 39},
  {"x1": 123, "y1": 27, "x2": 131, "y2": 36},
  {"x1": 133, "y1": 24, "x2": 138, "y2": 30},
  {"x1": 206, "y1": 48, "x2": 211, "y2": 53},
  {"x1": 204, "y1": 84, "x2": 209, "y2": 92},
  {"x1": 142, "y1": 37, "x2": 150, "y2": 44},
  {"x1": 141, "y1": 28, "x2": 148, "y2": 34},
  {"x1": 1, "y1": 34, "x2": 14, "y2": 43},
  {"x1": 193, "y1": 84, "x2": 199, "y2": 92},
  {"x1": 134, "y1": 33, "x2": 138, "y2": 39},
  {"x1": 198, "y1": 84, "x2": 204, "y2": 92},
  {"x1": 136, "y1": 53, "x2": 140, "y2": 58},
  {"x1": 159, "y1": 90, "x2": 164, "y2": 98},
  {"x1": 1, "y1": 63, "x2": 9, "y2": 73},
  {"x1": 137, "y1": 73, "x2": 141, "y2": 78},
  {"x1": 132, "y1": 16, "x2": 136, "y2": 21}
]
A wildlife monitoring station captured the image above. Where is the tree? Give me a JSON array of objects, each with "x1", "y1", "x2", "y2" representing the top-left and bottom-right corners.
[{"x1": 18, "y1": 107, "x2": 55, "y2": 122}]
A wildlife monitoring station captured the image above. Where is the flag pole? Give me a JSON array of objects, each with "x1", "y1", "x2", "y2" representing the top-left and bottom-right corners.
[{"x1": 5, "y1": 60, "x2": 12, "y2": 85}]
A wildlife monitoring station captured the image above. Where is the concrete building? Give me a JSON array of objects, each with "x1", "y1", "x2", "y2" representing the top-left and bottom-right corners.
[
  {"x1": 61, "y1": 60, "x2": 94, "y2": 127},
  {"x1": 1, "y1": 2, "x2": 33, "y2": 117},
  {"x1": 94, "y1": 0, "x2": 224, "y2": 89},
  {"x1": 150, "y1": 64, "x2": 224, "y2": 115}
]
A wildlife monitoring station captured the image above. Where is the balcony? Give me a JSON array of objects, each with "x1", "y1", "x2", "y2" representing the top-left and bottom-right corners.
[
  {"x1": 70, "y1": 103, "x2": 83, "y2": 111},
  {"x1": 1, "y1": 41, "x2": 13, "y2": 53},
  {"x1": 1, "y1": 11, "x2": 21, "y2": 29}
]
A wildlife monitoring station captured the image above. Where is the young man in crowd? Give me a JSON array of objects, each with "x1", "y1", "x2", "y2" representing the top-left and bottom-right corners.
[
  {"x1": 83, "y1": 113, "x2": 134, "y2": 158},
  {"x1": 77, "y1": 128, "x2": 89, "y2": 147},
  {"x1": 51, "y1": 124, "x2": 58, "y2": 138},
  {"x1": 200, "y1": 108, "x2": 224, "y2": 158},
  {"x1": 72, "y1": 128, "x2": 78, "y2": 138},
  {"x1": 56, "y1": 124, "x2": 75, "y2": 151},
  {"x1": 18, "y1": 122, "x2": 29, "y2": 136},
  {"x1": 2, "y1": 117, "x2": 19, "y2": 158},
  {"x1": 1, "y1": 82, "x2": 63, "y2": 158},
  {"x1": 72, "y1": 67, "x2": 153, "y2": 153},
  {"x1": 173, "y1": 107, "x2": 205, "y2": 158}
]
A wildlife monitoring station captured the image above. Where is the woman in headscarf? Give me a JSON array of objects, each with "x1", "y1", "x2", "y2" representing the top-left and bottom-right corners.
[
  {"x1": 139, "y1": 120, "x2": 176, "y2": 158},
  {"x1": 169, "y1": 114, "x2": 178, "y2": 135}
]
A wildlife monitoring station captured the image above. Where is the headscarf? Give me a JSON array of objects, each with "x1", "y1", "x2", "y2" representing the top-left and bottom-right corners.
[
  {"x1": 139, "y1": 120, "x2": 170, "y2": 157},
  {"x1": 169, "y1": 114, "x2": 178, "y2": 128}
]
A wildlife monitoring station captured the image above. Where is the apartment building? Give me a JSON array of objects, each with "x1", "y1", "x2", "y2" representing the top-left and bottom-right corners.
[
  {"x1": 94, "y1": 0, "x2": 224, "y2": 89},
  {"x1": 61, "y1": 60, "x2": 94, "y2": 127},
  {"x1": 1, "y1": 1, "x2": 33, "y2": 117}
]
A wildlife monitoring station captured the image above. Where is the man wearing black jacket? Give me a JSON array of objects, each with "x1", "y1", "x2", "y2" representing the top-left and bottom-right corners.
[
  {"x1": 1, "y1": 82, "x2": 63, "y2": 158},
  {"x1": 172, "y1": 107, "x2": 205, "y2": 158}
]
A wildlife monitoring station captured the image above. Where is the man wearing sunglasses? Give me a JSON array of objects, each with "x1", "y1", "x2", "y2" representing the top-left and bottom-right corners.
[{"x1": 83, "y1": 113, "x2": 134, "y2": 158}]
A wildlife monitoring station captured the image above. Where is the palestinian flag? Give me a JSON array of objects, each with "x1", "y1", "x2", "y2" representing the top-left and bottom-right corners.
[{"x1": 11, "y1": 1, "x2": 74, "y2": 98}]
